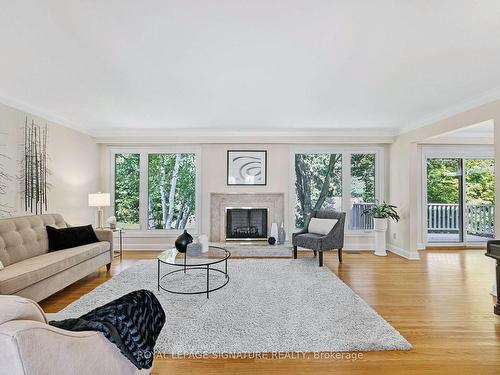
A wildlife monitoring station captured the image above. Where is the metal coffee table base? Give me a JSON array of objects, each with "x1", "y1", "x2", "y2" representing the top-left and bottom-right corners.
[{"x1": 157, "y1": 254, "x2": 229, "y2": 298}]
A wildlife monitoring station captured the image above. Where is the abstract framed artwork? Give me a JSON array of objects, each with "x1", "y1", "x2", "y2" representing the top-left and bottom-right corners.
[{"x1": 227, "y1": 150, "x2": 267, "y2": 186}]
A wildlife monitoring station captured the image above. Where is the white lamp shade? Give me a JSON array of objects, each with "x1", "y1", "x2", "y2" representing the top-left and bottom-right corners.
[{"x1": 88, "y1": 192, "x2": 110, "y2": 207}]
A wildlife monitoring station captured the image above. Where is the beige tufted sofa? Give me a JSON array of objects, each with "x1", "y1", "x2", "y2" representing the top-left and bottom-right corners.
[
  {"x1": 0, "y1": 295, "x2": 150, "y2": 375},
  {"x1": 0, "y1": 214, "x2": 113, "y2": 302}
]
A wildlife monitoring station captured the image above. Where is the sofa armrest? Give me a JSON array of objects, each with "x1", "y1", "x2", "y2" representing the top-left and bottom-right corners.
[
  {"x1": 0, "y1": 295, "x2": 47, "y2": 326},
  {"x1": 94, "y1": 228, "x2": 114, "y2": 253},
  {"x1": 0, "y1": 320, "x2": 150, "y2": 375}
]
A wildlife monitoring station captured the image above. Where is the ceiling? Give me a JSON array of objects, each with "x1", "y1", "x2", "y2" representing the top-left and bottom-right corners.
[{"x1": 1, "y1": 1, "x2": 500, "y2": 137}]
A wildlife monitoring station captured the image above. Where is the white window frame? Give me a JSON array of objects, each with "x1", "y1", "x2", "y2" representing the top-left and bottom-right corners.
[
  {"x1": 289, "y1": 145, "x2": 384, "y2": 235},
  {"x1": 109, "y1": 146, "x2": 202, "y2": 236}
]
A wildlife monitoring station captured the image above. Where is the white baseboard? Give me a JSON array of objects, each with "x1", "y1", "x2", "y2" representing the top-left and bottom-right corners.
[
  {"x1": 417, "y1": 242, "x2": 426, "y2": 250},
  {"x1": 121, "y1": 245, "x2": 166, "y2": 251},
  {"x1": 343, "y1": 244, "x2": 375, "y2": 251},
  {"x1": 120, "y1": 243, "x2": 377, "y2": 252},
  {"x1": 388, "y1": 243, "x2": 420, "y2": 260}
]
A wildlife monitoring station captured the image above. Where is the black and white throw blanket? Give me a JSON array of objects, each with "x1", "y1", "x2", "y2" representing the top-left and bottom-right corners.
[{"x1": 50, "y1": 289, "x2": 165, "y2": 369}]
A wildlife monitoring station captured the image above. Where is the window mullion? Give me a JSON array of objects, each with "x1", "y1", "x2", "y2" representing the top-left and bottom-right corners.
[
  {"x1": 139, "y1": 152, "x2": 149, "y2": 231},
  {"x1": 342, "y1": 152, "x2": 351, "y2": 230}
]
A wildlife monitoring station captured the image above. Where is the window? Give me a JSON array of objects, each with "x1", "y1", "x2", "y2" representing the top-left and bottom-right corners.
[
  {"x1": 111, "y1": 148, "x2": 200, "y2": 232},
  {"x1": 294, "y1": 153, "x2": 342, "y2": 228},
  {"x1": 292, "y1": 148, "x2": 382, "y2": 231},
  {"x1": 114, "y1": 153, "x2": 140, "y2": 229},
  {"x1": 148, "y1": 153, "x2": 196, "y2": 230},
  {"x1": 350, "y1": 154, "x2": 376, "y2": 230}
]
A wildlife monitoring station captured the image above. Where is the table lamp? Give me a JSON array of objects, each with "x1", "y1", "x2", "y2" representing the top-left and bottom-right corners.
[{"x1": 88, "y1": 192, "x2": 110, "y2": 228}]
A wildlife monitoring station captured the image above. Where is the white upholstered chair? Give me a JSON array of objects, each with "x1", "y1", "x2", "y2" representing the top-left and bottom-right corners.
[{"x1": 0, "y1": 295, "x2": 151, "y2": 375}]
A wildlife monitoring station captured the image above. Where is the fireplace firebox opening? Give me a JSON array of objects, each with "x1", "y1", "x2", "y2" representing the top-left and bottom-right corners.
[{"x1": 226, "y1": 208, "x2": 268, "y2": 241}]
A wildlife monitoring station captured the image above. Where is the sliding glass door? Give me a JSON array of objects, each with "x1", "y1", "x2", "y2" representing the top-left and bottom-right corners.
[
  {"x1": 464, "y1": 159, "x2": 495, "y2": 242},
  {"x1": 426, "y1": 156, "x2": 495, "y2": 245},
  {"x1": 426, "y1": 158, "x2": 463, "y2": 243}
]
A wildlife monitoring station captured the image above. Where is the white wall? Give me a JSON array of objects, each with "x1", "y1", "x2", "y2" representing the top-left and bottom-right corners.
[
  {"x1": 0, "y1": 102, "x2": 100, "y2": 224},
  {"x1": 200, "y1": 144, "x2": 290, "y2": 234}
]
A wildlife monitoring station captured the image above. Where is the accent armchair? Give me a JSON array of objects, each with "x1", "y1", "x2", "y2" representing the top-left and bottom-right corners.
[
  {"x1": 0, "y1": 295, "x2": 150, "y2": 375},
  {"x1": 292, "y1": 210, "x2": 346, "y2": 267}
]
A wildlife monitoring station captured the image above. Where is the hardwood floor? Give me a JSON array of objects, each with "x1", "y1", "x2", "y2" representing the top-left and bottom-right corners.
[{"x1": 39, "y1": 249, "x2": 500, "y2": 375}]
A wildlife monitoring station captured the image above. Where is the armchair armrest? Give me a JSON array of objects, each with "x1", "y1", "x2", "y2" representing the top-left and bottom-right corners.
[
  {"x1": 323, "y1": 217, "x2": 345, "y2": 249},
  {"x1": 292, "y1": 227, "x2": 308, "y2": 239},
  {"x1": 0, "y1": 320, "x2": 149, "y2": 375}
]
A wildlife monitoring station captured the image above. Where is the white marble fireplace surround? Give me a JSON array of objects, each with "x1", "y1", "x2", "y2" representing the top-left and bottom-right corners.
[{"x1": 210, "y1": 193, "x2": 285, "y2": 242}]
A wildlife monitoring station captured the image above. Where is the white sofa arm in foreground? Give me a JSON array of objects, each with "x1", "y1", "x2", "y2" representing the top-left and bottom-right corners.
[{"x1": 0, "y1": 295, "x2": 151, "y2": 375}]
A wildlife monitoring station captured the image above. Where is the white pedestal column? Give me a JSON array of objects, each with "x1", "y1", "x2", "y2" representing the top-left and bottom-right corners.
[{"x1": 373, "y1": 218, "x2": 388, "y2": 256}]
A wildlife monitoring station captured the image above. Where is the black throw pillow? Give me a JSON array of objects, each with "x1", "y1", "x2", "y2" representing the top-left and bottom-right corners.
[{"x1": 46, "y1": 225, "x2": 100, "y2": 251}]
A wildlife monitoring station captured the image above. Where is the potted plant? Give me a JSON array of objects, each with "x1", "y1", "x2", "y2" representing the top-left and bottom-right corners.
[{"x1": 363, "y1": 201, "x2": 400, "y2": 256}]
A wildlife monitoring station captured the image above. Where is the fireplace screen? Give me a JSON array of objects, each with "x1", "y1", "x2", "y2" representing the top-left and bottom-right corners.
[{"x1": 226, "y1": 208, "x2": 268, "y2": 240}]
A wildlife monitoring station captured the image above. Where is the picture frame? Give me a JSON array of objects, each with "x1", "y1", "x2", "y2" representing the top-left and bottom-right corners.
[{"x1": 227, "y1": 150, "x2": 267, "y2": 186}]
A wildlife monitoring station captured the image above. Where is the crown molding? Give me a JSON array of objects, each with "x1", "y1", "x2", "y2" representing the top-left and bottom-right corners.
[
  {"x1": 0, "y1": 94, "x2": 90, "y2": 136},
  {"x1": 90, "y1": 127, "x2": 398, "y2": 144},
  {"x1": 92, "y1": 135, "x2": 396, "y2": 145}
]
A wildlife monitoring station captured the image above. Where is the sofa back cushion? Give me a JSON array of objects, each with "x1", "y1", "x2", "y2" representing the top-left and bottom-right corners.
[
  {"x1": 46, "y1": 225, "x2": 99, "y2": 251},
  {"x1": 0, "y1": 214, "x2": 67, "y2": 267}
]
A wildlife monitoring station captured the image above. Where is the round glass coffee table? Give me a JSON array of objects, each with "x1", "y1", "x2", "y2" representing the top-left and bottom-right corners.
[{"x1": 157, "y1": 246, "x2": 230, "y2": 298}]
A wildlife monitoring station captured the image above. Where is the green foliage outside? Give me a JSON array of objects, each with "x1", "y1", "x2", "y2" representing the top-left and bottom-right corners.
[
  {"x1": 351, "y1": 154, "x2": 375, "y2": 203},
  {"x1": 114, "y1": 153, "x2": 196, "y2": 230},
  {"x1": 114, "y1": 154, "x2": 140, "y2": 228},
  {"x1": 148, "y1": 153, "x2": 196, "y2": 230},
  {"x1": 294, "y1": 153, "x2": 376, "y2": 228},
  {"x1": 295, "y1": 153, "x2": 342, "y2": 228},
  {"x1": 427, "y1": 159, "x2": 494, "y2": 205},
  {"x1": 464, "y1": 159, "x2": 495, "y2": 204}
]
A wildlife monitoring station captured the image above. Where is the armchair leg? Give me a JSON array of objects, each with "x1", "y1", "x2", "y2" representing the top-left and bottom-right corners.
[
  {"x1": 338, "y1": 248, "x2": 342, "y2": 263},
  {"x1": 319, "y1": 251, "x2": 323, "y2": 267},
  {"x1": 293, "y1": 245, "x2": 297, "y2": 259},
  {"x1": 313, "y1": 250, "x2": 317, "y2": 257}
]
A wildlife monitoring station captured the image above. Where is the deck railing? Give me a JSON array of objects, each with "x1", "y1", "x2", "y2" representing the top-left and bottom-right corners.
[
  {"x1": 352, "y1": 203, "x2": 375, "y2": 230},
  {"x1": 427, "y1": 203, "x2": 495, "y2": 237}
]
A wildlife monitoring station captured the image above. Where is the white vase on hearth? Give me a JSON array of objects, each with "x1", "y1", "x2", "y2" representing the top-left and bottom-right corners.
[{"x1": 270, "y1": 223, "x2": 279, "y2": 244}]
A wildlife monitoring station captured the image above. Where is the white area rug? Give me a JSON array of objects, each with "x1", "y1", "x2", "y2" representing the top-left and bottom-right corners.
[{"x1": 53, "y1": 259, "x2": 411, "y2": 354}]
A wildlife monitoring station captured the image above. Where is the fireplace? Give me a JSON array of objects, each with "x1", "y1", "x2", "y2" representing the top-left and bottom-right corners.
[
  {"x1": 210, "y1": 193, "x2": 284, "y2": 242},
  {"x1": 226, "y1": 208, "x2": 268, "y2": 241}
]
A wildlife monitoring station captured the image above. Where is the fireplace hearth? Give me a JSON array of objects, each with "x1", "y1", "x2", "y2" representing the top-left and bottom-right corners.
[{"x1": 226, "y1": 208, "x2": 268, "y2": 241}]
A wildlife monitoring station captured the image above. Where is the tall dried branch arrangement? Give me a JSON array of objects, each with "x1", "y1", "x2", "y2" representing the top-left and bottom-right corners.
[
  {"x1": 21, "y1": 118, "x2": 49, "y2": 214},
  {"x1": 0, "y1": 133, "x2": 13, "y2": 216}
]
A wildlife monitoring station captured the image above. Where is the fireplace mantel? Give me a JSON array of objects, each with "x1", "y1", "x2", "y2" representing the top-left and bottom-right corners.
[{"x1": 210, "y1": 193, "x2": 285, "y2": 242}]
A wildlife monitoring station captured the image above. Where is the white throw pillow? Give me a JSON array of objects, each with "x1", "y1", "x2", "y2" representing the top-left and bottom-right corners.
[{"x1": 308, "y1": 217, "x2": 338, "y2": 235}]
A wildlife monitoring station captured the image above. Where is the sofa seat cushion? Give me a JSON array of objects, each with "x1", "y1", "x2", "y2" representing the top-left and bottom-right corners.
[{"x1": 0, "y1": 241, "x2": 110, "y2": 295}]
